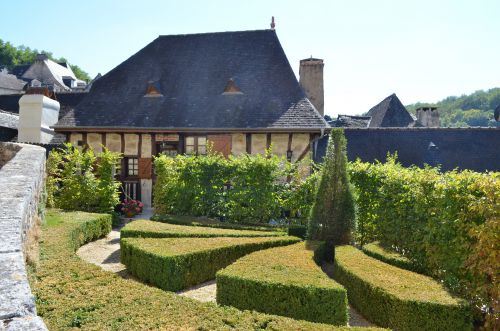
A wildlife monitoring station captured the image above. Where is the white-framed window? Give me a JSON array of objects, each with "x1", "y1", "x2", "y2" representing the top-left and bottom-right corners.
[
  {"x1": 126, "y1": 157, "x2": 139, "y2": 176},
  {"x1": 185, "y1": 136, "x2": 207, "y2": 155}
]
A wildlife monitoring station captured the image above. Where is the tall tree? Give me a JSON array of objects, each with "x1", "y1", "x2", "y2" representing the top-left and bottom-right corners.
[{"x1": 308, "y1": 128, "x2": 355, "y2": 262}]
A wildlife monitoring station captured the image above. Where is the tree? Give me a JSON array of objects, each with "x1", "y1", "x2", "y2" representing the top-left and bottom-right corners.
[{"x1": 308, "y1": 129, "x2": 355, "y2": 262}]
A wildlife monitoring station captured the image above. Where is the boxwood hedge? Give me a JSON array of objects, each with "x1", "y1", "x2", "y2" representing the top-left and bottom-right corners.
[
  {"x1": 121, "y1": 236, "x2": 300, "y2": 291},
  {"x1": 121, "y1": 220, "x2": 285, "y2": 238},
  {"x1": 216, "y1": 241, "x2": 348, "y2": 325},
  {"x1": 31, "y1": 210, "x2": 385, "y2": 330},
  {"x1": 362, "y1": 242, "x2": 421, "y2": 273},
  {"x1": 152, "y1": 214, "x2": 286, "y2": 232},
  {"x1": 333, "y1": 245, "x2": 473, "y2": 331}
]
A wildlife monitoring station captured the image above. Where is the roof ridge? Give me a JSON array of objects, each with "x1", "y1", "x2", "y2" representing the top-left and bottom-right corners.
[{"x1": 157, "y1": 29, "x2": 274, "y2": 38}]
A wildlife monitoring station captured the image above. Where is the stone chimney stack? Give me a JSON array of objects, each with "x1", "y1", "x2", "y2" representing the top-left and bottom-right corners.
[
  {"x1": 18, "y1": 88, "x2": 60, "y2": 143},
  {"x1": 299, "y1": 58, "x2": 324, "y2": 116},
  {"x1": 416, "y1": 106, "x2": 440, "y2": 127}
]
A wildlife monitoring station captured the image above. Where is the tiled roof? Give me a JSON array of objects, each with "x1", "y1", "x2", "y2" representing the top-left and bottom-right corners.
[
  {"x1": 367, "y1": 94, "x2": 415, "y2": 127},
  {"x1": 0, "y1": 70, "x2": 26, "y2": 91},
  {"x1": 55, "y1": 30, "x2": 328, "y2": 131},
  {"x1": 330, "y1": 115, "x2": 371, "y2": 128}
]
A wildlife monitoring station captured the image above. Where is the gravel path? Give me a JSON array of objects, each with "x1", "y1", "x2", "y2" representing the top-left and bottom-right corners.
[{"x1": 77, "y1": 211, "x2": 375, "y2": 327}]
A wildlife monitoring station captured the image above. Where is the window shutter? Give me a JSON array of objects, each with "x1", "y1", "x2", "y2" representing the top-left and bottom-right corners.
[
  {"x1": 207, "y1": 135, "x2": 232, "y2": 157},
  {"x1": 138, "y1": 158, "x2": 152, "y2": 179}
]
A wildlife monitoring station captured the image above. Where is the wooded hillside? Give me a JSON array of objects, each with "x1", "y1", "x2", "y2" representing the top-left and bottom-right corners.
[
  {"x1": 0, "y1": 39, "x2": 90, "y2": 81},
  {"x1": 406, "y1": 88, "x2": 500, "y2": 127}
]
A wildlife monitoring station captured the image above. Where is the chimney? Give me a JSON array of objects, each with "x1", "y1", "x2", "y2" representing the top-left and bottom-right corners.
[
  {"x1": 17, "y1": 88, "x2": 60, "y2": 143},
  {"x1": 299, "y1": 57, "x2": 324, "y2": 116},
  {"x1": 36, "y1": 53, "x2": 48, "y2": 61},
  {"x1": 416, "y1": 106, "x2": 440, "y2": 127}
]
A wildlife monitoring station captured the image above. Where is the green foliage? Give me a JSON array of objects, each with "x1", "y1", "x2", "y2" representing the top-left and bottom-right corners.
[
  {"x1": 153, "y1": 149, "x2": 314, "y2": 223},
  {"x1": 152, "y1": 214, "x2": 285, "y2": 232},
  {"x1": 288, "y1": 224, "x2": 307, "y2": 239},
  {"x1": 362, "y1": 242, "x2": 422, "y2": 273},
  {"x1": 308, "y1": 129, "x2": 355, "y2": 246},
  {"x1": 216, "y1": 241, "x2": 348, "y2": 325},
  {"x1": 333, "y1": 246, "x2": 472, "y2": 331},
  {"x1": 120, "y1": 220, "x2": 285, "y2": 238},
  {"x1": 348, "y1": 157, "x2": 499, "y2": 326},
  {"x1": 121, "y1": 236, "x2": 300, "y2": 291},
  {"x1": 406, "y1": 87, "x2": 500, "y2": 127},
  {"x1": 47, "y1": 144, "x2": 122, "y2": 213},
  {"x1": 33, "y1": 210, "x2": 364, "y2": 331},
  {"x1": 0, "y1": 38, "x2": 91, "y2": 81}
]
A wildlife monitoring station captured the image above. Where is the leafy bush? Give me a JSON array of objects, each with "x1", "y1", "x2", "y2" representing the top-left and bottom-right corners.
[
  {"x1": 46, "y1": 143, "x2": 122, "y2": 213},
  {"x1": 349, "y1": 156, "x2": 499, "y2": 325},
  {"x1": 120, "y1": 220, "x2": 285, "y2": 238},
  {"x1": 153, "y1": 150, "x2": 317, "y2": 223},
  {"x1": 362, "y1": 242, "x2": 421, "y2": 273},
  {"x1": 121, "y1": 236, "x2": 300, "y2": 291},
  {"x1": 333, "y1": 245, "x2": 472, "y2": 331},
  {"x1": 216, "y1": 241, "x2": 348, "y2": 325},
  {"x1": 288, "y1": 224, "x2": 307, "y2": 239},
  {"x1": 308, "y1": 129, "x2": 355, "y2": 260},
  {"x1": 32, "y1": 210, "x2": 378, "y2": 330}
]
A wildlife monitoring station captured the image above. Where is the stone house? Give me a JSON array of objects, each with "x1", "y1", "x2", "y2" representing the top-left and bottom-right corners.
[{"x1": 48, "y1": 29, "x2": 329, "y2": 207}]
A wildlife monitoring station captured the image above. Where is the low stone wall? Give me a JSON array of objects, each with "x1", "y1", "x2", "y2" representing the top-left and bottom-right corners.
[{"x1": 0, "y1": 142, "x2": 48, "y2": 330}]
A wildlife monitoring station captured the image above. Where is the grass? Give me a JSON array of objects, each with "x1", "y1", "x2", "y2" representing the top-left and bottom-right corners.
[
  {"x1": 334, "y1": 245, "x2": 472, "y2": 331},
  {"x1": 29, "y1": 209, "x2": 384, "y2": 330},
  {"x1": 121, "y1": 219, "x2": 285, "y2": 238},
  {"x1": 121, "y1": 236, "x2": 301, "y2": 291},
  {"x1": 216, "y1": 242, "x2": 348, "y2": 325}
]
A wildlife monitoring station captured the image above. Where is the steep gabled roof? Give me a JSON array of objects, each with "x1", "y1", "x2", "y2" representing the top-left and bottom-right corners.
[
  {"x1": 55, "y1": 29, "x2": 328, "y2": 131},
  {"x1": 367, "y1": 93, "x2": 414, "y2": 127},
  {"x1": 0, "y1": 70, "x2": 26, "y2": 92}
]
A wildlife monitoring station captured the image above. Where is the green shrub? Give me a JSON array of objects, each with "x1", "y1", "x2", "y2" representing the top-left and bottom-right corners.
[
  {"x1": 308, "y1": 129, "x2": 355, "y2": 261},
  {"x1": 362, "y1": 242, "x2": 421, "y2": 273},
  {"x1": 32, "y1": 210, "x2": 383, "y2": 330},
  {"x1": 120, "y1": 220, "x2": 285, "y2": 238},
  {"x1": 152, "y1": 214, "x2": 285, "y2": 232},
  {"x1": 288, "y1": 224, "x2": 307, "y2": 239},
  {"x1": 153, "y1": 150, "x2": 316, "y2": 223},
  {"x1": 349, "y1": 157, "x2": 500, "y2": 325},
  {"x1": 216, "y1": 241, "x2": 348, "y2": 325},
  {"x1": 333, "y1": 245, "x2": 472, "y2": 331},
  {"x1": 121, "y1": 236, "x2": 300, "y2": 291},
  {"x1": 46, "y1": 144, "x2": 122, "y2": 213}
]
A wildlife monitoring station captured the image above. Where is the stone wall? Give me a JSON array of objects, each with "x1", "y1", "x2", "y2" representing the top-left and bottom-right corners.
[{"x1": 0, "y1": 142, "x2": 48, "y2": 330}]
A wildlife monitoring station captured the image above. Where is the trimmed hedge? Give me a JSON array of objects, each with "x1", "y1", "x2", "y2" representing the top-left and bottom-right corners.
[
  {"x1": 31, "y1": 210, "x2": 386, "y2": 330},
  {"x1": 152, "y1": 214, "x2": 285, "y2": 232},
  {"x1": 288, "y1": 224, "x2": 307, "y2": 239},
  {"x1": 362, "y1": 242, "x2": 420, "y2": 273},
  {"x1": 121, "y1": 236, "x2": 300, "y2": 291},
  {"x1": 121, "y1": 220, "x2": 285, "y2": 238},
  {"x1": 217, "y1": 242, "x2": 348, "y2": 325},
  {"x1": 333, "y1": 245, "x2": 473, "y2": 331}
]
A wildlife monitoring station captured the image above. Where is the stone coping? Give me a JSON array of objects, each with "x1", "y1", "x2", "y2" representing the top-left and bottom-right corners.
[{"x1": 0, "y1": 142, "x2": 48, "y2": 330}]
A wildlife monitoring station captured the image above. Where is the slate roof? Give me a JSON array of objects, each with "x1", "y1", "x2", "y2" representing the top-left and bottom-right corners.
[
  {"x1": 367, "y1": 94, "x2": 415, "y2": 127},
  {"x1": 330, "y1": 115, "x2": 371, "y2": 128},
  {"x1": 0, "y1": 109, "x2": 19, "y2": 129},
  {"x1": 0, "y1": 92, "x2": 87, "y2": 120},
  {"x1": 0, "y1": 70, "x2": 26, "y2": 91},
  {"x1": 55, "y1": 29, "x2": 328, "y2": 131}
]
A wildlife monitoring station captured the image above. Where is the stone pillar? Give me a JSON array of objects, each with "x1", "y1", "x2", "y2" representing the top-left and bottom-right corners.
[
  {"x1": 18, "y1": 94, "x2": 60, "y2": 143},
  {"x1": 299, "y1": 58, "x2": 324, "y2": 116},
  {"x1": 140, "y1": 179, "x2": 152, "y2": 208}
]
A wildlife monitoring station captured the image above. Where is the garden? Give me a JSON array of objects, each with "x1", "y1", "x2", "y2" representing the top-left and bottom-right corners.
[{"x1": 32, "y1": 129, "x2": 498, "y2": 330}]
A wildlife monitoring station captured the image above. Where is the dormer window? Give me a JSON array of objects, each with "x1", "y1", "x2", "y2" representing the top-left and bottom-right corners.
[
  {"x1": 222, "y1": 78, "x2": 243, "y2": 95},
  {"x1": 144, "y1": 81, "x2": 163, "y2": 97}
]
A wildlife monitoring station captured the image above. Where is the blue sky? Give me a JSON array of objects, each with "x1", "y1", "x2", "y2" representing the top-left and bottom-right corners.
[{"x1": 1, "y1": 0, "x2": 499, "y2": 116}]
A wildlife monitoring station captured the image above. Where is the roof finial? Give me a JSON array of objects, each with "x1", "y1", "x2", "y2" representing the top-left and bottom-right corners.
[{"x1": 270, "y1": 16, "x2": 275, "y2": 30}]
